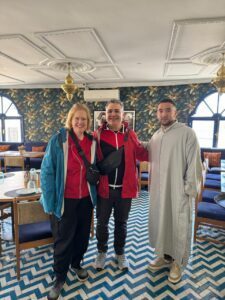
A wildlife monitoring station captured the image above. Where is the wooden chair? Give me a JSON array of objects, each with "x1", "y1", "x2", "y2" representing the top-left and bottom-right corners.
[
  {"x1": 138, "y1": 161, "x2": 150, "y2": 191},
  {"x1": 194, "y1": 172, "x2": 225, "y2": 245},
  {"x1": 13, "y1": 195, "x2": 53, "y2": 279},
  {"x1": 0, "y1": 202, "x2": 13, "y2": 255},
  {"x1": 4, "y1": 156, "x2": 24, "y2": 172}
]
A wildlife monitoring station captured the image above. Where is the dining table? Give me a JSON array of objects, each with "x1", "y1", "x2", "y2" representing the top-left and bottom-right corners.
[
  {"x1": 0, "y1": 151, "x2": 45, "y2": 159},
  {"x1": 0, "y1": 170, "x2": 41, "y2": 202},
  {"x1": 0, "y1": 151, "x2": 45, "y2": 170}
]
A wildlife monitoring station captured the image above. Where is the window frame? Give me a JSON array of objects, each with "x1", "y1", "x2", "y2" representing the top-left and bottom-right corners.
[
  {"x1": 0, "y1": 95, "x2": 24, "y2": 143},
  {"x1": 189, "y1": 92, "x2": 225, "y2": 148}
]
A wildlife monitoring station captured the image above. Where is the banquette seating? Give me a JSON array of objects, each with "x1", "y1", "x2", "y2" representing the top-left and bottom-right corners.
[
  {"x1": 201, "y1": 148, "x2": 225, "y2": 174},
  {"x1": 202, "y1": 159, "x2": 221, "y2": 190},
  {"x1": 0, "y1": 142, "x2": 47, "y2": 171},
  {"x1": 24, "y1": 142, "x2": 47, "y2": 169}
]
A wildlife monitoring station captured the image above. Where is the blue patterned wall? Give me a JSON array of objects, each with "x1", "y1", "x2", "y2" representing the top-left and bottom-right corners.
[{"x1": 0, "y1": 83, "x2": 216, "y2": 142}]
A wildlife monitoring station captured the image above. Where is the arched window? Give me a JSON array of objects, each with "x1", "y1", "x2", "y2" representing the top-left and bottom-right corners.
[
  {"x1": 0, "y1": 95, "x2": 24, "y2": 142},
  {"x1": 189, "y1": 92, "x2": 225, "y2": 148}
]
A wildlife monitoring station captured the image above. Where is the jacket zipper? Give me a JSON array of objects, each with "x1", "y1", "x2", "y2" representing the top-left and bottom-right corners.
[
  {"x1": 79, "y1": 163, "x2": 83, "y2": 198},
  {"x1": 72, "y1": 148, "x2": 83, "y2": 199},
  {"x1": 113, "y1": 132, "x2": 119, "y2": 188}
]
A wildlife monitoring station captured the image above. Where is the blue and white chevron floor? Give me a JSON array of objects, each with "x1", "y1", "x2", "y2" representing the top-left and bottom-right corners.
[{"x1": 1, "y1": 191, "x2": 225, "y2": 300}]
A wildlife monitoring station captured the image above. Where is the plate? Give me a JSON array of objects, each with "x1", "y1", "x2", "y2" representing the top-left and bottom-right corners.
[
  {"x1": 214, "y1": 193, "x2": 225, "y2": 208},
  {"x1": 217, "y1": 199, "x2": 225, "y2": 208},
  {"x1": 16, "y1": 188, "x2": 36, "y2": 196}
]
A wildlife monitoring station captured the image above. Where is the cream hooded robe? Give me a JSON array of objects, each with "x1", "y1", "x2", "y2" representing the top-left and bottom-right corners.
[{"x1": 145, "y1": 122, "x2": 202, "y2": 266}]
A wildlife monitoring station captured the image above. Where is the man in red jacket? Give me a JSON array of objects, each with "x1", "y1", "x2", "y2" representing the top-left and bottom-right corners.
[{"x1": 94, "y1": 99, "x2": 148, "y2": 270}]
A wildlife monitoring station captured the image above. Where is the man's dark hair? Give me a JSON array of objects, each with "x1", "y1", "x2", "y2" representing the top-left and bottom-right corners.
[{"x1": 159, "y1": 99, "x2": 176, "y2": 108}]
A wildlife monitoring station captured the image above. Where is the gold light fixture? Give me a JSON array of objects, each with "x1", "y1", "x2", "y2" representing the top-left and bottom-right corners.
[
  {"x1": 61, "y1": 62, "x2": 77, "y2": 100},
  {"x1": 212, "y1": 53, "x2": 225, "y2": 94}
]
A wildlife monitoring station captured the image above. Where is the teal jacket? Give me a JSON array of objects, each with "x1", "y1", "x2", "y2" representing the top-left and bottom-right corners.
[{"x1": 40, "y1": 127, "x2": 97, "y2": 218}]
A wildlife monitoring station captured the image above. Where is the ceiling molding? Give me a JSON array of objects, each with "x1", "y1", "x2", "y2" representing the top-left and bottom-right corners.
[
  {"x1": 0, "y1": 34, "x2": 52, "y2": 66},
  {"x1": 167, "y1": 17, "x2": 225, "y2": 62},
  {"x1": 34, "y1": 28, "x2": 124, "y2": 81},
  {"x1": 35, "y1": 28, "x2": 115, "y2": 65},
  {"x1": 164, "y1": 62, "x2": 205, "y2": 77},
  {"x1": 0, "y1": 2, "x2": 224, "y2": 89},
  {"x1": 0, "y1": 73, "x2": 25, "y2": 84},
  {"x1": 0, "y1": 78, "x2": 212, "y2": 90}
]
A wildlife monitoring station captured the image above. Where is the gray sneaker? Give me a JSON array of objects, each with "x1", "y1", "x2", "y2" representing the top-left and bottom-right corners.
[
  {"x1": 116, "y1": 254, "x2": 129, "y2": 270},
  {"x1": 95, "y1": 252, "x2": 107, "y2": 270},
  {"x1": 72, "y1": 267, "x2": 89, "y2": 282},
  {"x1": 47, "y1": 280, "x2": 64, "y2": 300}
]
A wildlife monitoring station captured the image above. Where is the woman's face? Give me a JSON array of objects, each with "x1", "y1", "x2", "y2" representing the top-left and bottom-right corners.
[{"x1": 72, "y1": 109, "x2": 88, "y2": 136}]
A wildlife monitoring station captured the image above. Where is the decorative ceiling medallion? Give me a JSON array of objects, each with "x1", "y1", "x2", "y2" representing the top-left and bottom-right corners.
[
  {"x1": 40, "y1": 58, "x2": 95, "y2": 73},
  {"x1": 191, "y1": 48, "x2": 225, "y2": 65}
]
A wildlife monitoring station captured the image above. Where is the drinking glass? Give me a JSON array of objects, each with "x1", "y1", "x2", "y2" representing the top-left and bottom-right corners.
[
  {"x1": 0, "y1": 172, "x2": 4, "y2": 184},
  {"x1": 27, "y1": 179, "x2": 36, "y2": 191}
]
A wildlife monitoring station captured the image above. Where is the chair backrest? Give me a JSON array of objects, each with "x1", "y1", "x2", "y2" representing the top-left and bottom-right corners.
[
  {"x1": 195, "y1": 175, "x2": 204, "y2": 210},
  {"x1": 139, "y1": 161, "x2": 149, "y2": 174},
  {"x1": 18, "y1": 200, "x2": 50, "y2": 225},
  {"x1": 138, "y1": 161, "x2": 150, "y2": 190},
  {"x1": 13, "y1": 195, "x2": 53, "y2": 279},
  {"x1": 4, "y1": 156, "x2": 24, "y2": 172}
]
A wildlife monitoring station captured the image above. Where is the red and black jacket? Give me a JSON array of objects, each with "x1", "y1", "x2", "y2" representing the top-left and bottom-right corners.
[{"x1": 94, "y1": 122, "x2": 148, "y2": 199}]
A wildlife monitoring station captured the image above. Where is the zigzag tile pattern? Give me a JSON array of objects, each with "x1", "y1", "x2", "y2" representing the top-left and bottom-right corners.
[{"x1": 1, "y1": 191, "x2": 225, "y2": 299}]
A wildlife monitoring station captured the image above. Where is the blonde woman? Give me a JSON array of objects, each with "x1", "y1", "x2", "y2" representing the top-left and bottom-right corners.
[{"x1": 40, "y1": 103, "x2": 97, "y2": 300}]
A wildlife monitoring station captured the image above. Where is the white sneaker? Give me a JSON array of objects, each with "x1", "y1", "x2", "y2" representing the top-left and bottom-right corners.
[
  {"x1": 168, "y1": 261, "x2": 182, "y2": 283},
  {"x1": 116, "y1": 254, "x2": 129, "y2": 270},
  {"x1": 149, "y1": 257, "x2": 172, "y2": 271},
  {"x1": 95, "y1": 252, "x2": 107, "y2": 270}
]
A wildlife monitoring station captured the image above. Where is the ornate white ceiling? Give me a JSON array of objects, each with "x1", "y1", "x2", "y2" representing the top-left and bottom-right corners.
[{"x1": 0, "y1": 0, "x2": 225, "y2": 88}]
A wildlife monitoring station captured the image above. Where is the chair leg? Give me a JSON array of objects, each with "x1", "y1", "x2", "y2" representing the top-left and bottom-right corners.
[
  {"x1": 14, "y1": 201, "x2": 21, "y2": 280},
  {"x1": 0, "y1": 224, "x2": 2, "y2": 256},
  {"x1": 194, "y1": 221, "x2": 199, "y2": 242},
  {"x1": 11, "y1": 204, "x2": 15, "y2": 241},
  {"x1": 16, "y1": 246, "x2": 20, "y2": 280},
  {"x1": 90, "y1": 210, "x2": 94, "y2": 239}
]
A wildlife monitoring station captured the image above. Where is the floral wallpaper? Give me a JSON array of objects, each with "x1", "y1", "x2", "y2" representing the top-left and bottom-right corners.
[{"x1": 0, "y1": 83, "x2": 216, "y2": 142}]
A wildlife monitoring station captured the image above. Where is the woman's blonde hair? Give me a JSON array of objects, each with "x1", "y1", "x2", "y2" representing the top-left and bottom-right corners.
[{"x1": 65, "y1": 102, "x2": 92, "y2": 131}]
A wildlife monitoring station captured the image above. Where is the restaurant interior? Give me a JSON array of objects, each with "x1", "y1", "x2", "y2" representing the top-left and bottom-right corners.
[{"x1": 0, "y1": 1, "x2": 225, "y2": 299}]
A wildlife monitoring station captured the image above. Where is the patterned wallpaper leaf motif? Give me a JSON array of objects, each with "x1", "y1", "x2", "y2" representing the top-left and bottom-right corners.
[
  {"x1": 0, "y1": 83, "x2": 217, "y2": 142},
  {"x1": 125, "y1": 89, "x2": 142, "y2": 107},
  {"x1": 147, "y1": 86, "x2": 158, "y2": 96}
]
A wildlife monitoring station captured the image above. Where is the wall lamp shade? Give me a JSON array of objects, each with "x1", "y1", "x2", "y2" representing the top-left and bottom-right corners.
[
  {"x1": 61, "y1": 63, "x2": 77, "y2": 100},
  {"x1": 212, "y1": 53, "x2": 225, "y2": 94}
]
